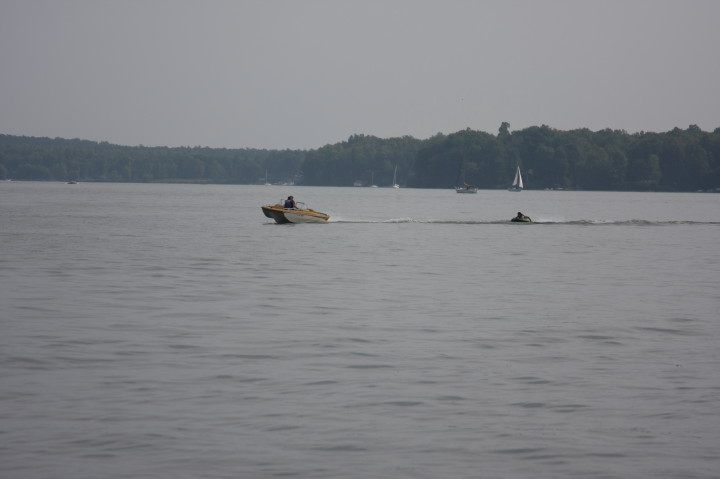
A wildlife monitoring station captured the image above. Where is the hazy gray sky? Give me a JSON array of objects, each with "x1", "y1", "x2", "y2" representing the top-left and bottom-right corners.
[{"x1": 2, "y1": 0, "x2": 719, "y2": 150}]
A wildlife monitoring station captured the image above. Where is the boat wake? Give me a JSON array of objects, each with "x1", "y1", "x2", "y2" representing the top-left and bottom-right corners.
[
  {"x1": 329, "y1": 218, "x2": 720, "y2": 226},
  {"x1": 527, "y1": 219, "x2": 720, "y2": 226}
]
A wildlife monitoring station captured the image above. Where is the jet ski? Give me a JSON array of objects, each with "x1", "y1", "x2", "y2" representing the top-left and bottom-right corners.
[{"x1": 511, "y1": 212, "x2": 532, "y2": 222}]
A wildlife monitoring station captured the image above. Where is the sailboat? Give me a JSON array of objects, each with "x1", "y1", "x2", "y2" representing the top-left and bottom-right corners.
[
  {"x1": 509, "y1": 165, "x2": 524, "y2": 192},
  {"x1": 392, "y1": 165, "x2": 400, "y2": 188},
  {"x1": 264, "y1": 170, "x2": 271, "y2": 186},
  {"x1": 455, "y1": 159, "x2": 477, "y2": 194}
]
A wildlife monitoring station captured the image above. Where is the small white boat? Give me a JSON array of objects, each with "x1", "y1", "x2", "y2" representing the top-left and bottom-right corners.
[
  {"x1": 368, "y1": 170, "x2": 378, "y2": 188},
  {"x1": 455, "y1": 159, "x2": 477, "y2": 193},
  {"x1": 455, "y1": 184, "x2": 477, "y2": 194},
  {"x1": 392, "y1": 165, "x2": 400, "y2": 188},
  {"x1": 261, "y1": 201, "x2": 329, "y2": 224},
  {"x1": 509, "y1": 165, "x2": 524, "y2": 191}
]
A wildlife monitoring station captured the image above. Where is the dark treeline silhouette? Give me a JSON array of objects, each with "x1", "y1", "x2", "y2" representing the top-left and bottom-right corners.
[
  {"x1": 301, "y1": 134, "x2": 422, "y2": 187},
  {"x1": 0, "y1": 136, "x2": 304, "y2": 185},
  {"x1": 2, "y1": 124, "x2": 719, "y2": 191},
  {"x1": 411, "y1": 124, "x2": 720, "y2": 191}
]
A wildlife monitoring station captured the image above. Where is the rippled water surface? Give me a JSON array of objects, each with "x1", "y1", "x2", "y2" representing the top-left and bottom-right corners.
[{"x1": 2, "y1": 182, "x2": 719, "y2": 478}]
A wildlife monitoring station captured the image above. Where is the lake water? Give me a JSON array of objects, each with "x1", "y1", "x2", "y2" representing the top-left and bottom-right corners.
[{"x1": 1, "y1": 181, "x2": 719, "y2": 479}]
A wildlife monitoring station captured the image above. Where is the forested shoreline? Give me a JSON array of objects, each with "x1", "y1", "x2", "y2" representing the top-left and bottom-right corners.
[{"x1": 2, "y1": 124, "x2": 719, "y2": 191}]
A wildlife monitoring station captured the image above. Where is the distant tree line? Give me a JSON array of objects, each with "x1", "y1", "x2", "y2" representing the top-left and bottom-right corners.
[
  {"x1": 2, "y1": 124, "x2": 719, "y2": 191},
  {"x1": 301, "y1": 134, "x2": 422, "y2": 187},
  {"x1": 0, "y1": 135, "x2": 304, "y2": 185},
  {"x1": 410, "y1": 123, "x2": 720, "y2": 191}
]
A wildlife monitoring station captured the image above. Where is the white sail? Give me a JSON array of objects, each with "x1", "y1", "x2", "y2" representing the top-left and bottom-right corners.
[
  {"x1": 515, "y1": 166, "x2": 523, "y2": 188},
  {"x1": 511, "y1": 165, "x2": 523, "y2": 190}
]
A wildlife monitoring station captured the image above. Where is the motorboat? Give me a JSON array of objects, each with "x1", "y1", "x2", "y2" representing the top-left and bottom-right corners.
[
  {"x1": 455, "y1": 158, "x2": 477, "y2": 193},
  {"x1": 455, "y1": 184, "x2": 477, "y2": 194},
  {"x1": 261, "y1": 201, "x2": 329, "y2": 224}
]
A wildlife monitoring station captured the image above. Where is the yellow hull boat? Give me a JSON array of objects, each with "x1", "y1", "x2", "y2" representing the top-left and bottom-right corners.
[{"x1": 261, "y1": 203, "x2": 329, "y2": 224}]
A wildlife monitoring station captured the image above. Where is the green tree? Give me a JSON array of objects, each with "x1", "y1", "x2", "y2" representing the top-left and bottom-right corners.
[{"x1": 627, "y1": 154, "x2": 661, "y2": 189}]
